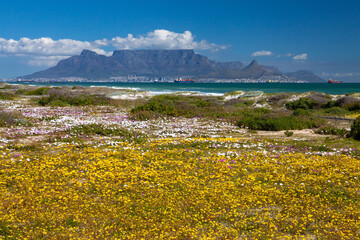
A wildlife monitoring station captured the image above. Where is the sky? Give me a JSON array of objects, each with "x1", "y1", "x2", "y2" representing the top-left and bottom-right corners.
[{"x1": 0, "y1": 0, "x2": 360, "y2": 82}]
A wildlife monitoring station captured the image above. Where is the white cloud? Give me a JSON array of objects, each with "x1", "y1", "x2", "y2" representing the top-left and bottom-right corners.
[
  {"x1": 0, "y1": 30, "x2": 226, "y2": 66},
  {"x1": 28, "y1": 55, "x2": 71, "y2": 67},
  {"x1": 251, "y1": 50, "x2": 273, "y2": 57},
  {"x1": 110, "y1": 29, "x2": 227, "y2": 51},
  {"x1": 293, "y1": 53, "x2": 308, "y2": 60},
  {"x1": 0, "y1": 37, "x2": 105, "y2": 56}
]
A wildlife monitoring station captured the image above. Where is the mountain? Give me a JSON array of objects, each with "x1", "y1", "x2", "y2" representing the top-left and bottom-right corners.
[
  {"x1": 239, "y1": 60, "x2": 283, "y2": 78},
  {"x1": 24, "y1": 49, "x2": 243, "y2": 79},
  {"x1": 26, "y1": 50, "x2": 120, "y2": 79},
  {"x1": 22, "y1": 49, "x2": 324, "y2": 82},
  {"x1": 203, "y1": 60, "x2": 284, "y2": 79},
  {"x1": 285, "y1": 70, "x2": 326, "y2": 83}
]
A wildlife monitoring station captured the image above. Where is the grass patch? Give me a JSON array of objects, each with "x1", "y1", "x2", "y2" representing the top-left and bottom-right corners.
[{"x1": 0, "y1": 92, "x2": 15, "y2": 100}]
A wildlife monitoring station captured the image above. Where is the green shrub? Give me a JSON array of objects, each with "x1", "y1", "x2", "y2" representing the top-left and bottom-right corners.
[
  {"x1": 345, "y1": 102, "x2": 360, "y2": 112},
  {"x1": 257, "y1": 99, "x2": 266, "y2": 104},
  {"x1": 131, "y1": 95, "x2": 221, "y2": 119},
  {"x1": 238, "y1": 114, "x2": 325, "y2": 131},
  {"x1": 322, "y1": 100, "x2": 337, "y2": 109},
  {"x1": 49, "y1": 100, "x2": 70, "y2": 107},
  {"x1": 349, "y1": 117, "x2": 360, "y2": 140},
  {"x1": 284, "y1": 130, "x2": 294, "y2": 137},
  {"x1": 306, "y1": 93, "x2": 331, "y2": 108},
  {"x1": 314, "y1": 126, "x2": 349, "y2": 137},
  {"x1": 286, "y1": 97, "x2": 317, "y2": 110},
  {"x1": 244, "y1": 100, "x2": 255, "y2": 106},
  {"x1": 25, "y1": 87, "x2": 50, "y2": 95},
  {"x1": 324, "y1": 107, "x2": 349, "y2": 116},
  {"x1": 292, "y1": 109, "x2": 312, "y2": 116},
  {"x1": 16, "y1": 89, "x2": 30, "y2": 95},
  {"x1": 38, "y1": 88, "x2": 114, "y2": 106}
]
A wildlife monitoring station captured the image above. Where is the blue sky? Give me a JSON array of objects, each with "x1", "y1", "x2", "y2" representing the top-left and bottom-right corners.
[{"x1": 1, "y1": 0, "x2": 360, "y2": 81}]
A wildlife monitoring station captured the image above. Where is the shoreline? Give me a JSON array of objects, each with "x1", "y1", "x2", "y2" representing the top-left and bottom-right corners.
[{"x1": 5, "y1": 81, "x2": 360, "y2": 95}]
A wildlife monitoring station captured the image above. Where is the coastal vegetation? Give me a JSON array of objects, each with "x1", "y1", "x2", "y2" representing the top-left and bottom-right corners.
[
  {"x1": 0, "y1": 84, "x2": 360, "y2": 239},
  {"x1": 37, "y1": 88, "x2": 115, "y2": 106}
]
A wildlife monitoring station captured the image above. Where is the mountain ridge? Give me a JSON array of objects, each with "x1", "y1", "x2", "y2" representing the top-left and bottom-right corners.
[{"x1": 23, "y1": 49, "x2": 325, "y2": 82}]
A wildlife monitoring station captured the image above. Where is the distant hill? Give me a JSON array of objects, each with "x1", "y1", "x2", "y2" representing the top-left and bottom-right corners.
[
  {"x1": 286, "y1": 70, "x2": 326, "y2": 83},
  {"x1": 22, "y1": 49, "x2": 324, "y2": 82}
]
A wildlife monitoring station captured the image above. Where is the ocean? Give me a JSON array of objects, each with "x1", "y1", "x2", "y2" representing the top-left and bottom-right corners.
[{"x1": 17, "y1": 82, "x2": 360, "y2": 95}]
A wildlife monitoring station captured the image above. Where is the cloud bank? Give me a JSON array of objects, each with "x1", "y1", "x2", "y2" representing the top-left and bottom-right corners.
[
  {"x1": 111, "y1": 30, "x2": 227, "y2": 51},
  {"x1": 251, "y1": 50, "x2": 273, "y2": 57},
  {"x1": 0, "y1": 30, "x2": 227, "y2": 66},
  {"x1": 293, "y1": 53, "x2": 308, "y2": 60}
]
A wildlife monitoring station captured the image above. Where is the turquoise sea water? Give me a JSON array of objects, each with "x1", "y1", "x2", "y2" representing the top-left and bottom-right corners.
[{"x1": 20, "y1": 82, "x2": 360, "y2": 95}]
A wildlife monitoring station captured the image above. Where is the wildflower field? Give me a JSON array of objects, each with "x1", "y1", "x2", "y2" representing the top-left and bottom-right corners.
[
  {"x1": 1, "y1": 137, "x2": 359, "y2": 239},
  {"x1": 1, "y1": 86, "x2": 360, "y2": 239}
]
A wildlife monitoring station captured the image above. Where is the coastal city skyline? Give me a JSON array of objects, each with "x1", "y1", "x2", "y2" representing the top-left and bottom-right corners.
[{"x1": 1, "y1": 0, "x2": 360, "y2": 82}]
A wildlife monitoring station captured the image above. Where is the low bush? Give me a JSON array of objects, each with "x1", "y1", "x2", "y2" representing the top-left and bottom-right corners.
[
  {"x1": 314, "y1": 126, "x2": 349, "y2": 137},
  {"x1": 345, "y1": 102, "x2": 360, "y2": 112},
  {"x1": 286, "y1": 97, "x2": 317, "y2": 110},
  {"x1": 49, "y1": 100, "x2": 70, "y2": 107},
  {"x1": 238, "y1": 113, "x2": 325, "y2": 131},
  {"x1": 267, "y1": 93, "x2": 290, "y2": 103},
  {"x1": 324, "y1": 107, "x2": 350, "y2": 116},
  {"x1": 256, "y1": 99, "x2": 266, "y2": 105},
  {"x1": 306, "y1": 93, "x2": 331, "y2": 108},
  {"x1": 224, "y1": 98, "x2": 255, "y2": 107},
  {"x1": 38, "y1": 88, "x2": 114, "y2": 106},
  {"x1": 131, "y1": 95, "x2": 222, "y2": 119},
  {"x1": 349, "y1": 117, "x2": 360, "y2": 140},
  {"x1": 284, "y1": 130, "x2": 294, "y2": 137},
  {"x1": 16, "y1": 89, "x2": 30, "y2": 95},
  {"x1": 322, "y1": 100, "x2": 337, "y2": 109},
  {"x1": 25, "y1": 87, "x2": 50, "y2": 95},
  {"x1": 292, "y1": 109, "x2": 312, "y2": 116}
]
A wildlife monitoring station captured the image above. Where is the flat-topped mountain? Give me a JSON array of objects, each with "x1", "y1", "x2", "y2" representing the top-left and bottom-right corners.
[
  {"x1": 23, "y1": 49, "x2": 325, "y2": 82},
  {"x1": 25, "y1": 49, "x2": 238, "y2": 79}
]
